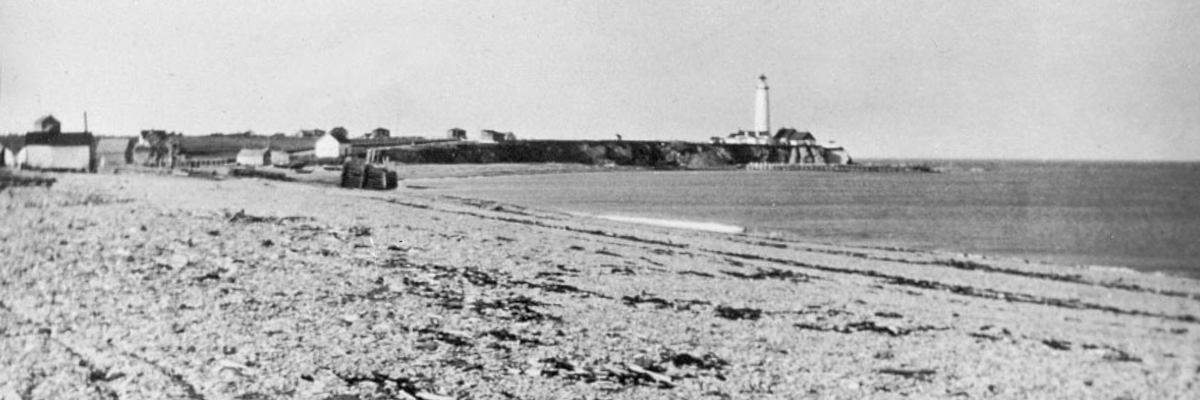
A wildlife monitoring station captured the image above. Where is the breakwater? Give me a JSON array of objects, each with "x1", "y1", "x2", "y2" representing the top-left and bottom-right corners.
[{"x1": 382, "y1": 140, "x2": 838, "y2": 169}]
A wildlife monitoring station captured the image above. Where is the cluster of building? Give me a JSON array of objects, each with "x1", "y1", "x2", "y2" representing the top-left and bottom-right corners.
[
  {"x1": 0, "y1": 116, "x2": 118, "y2": 172},
  {"x1": 708, "y1": 75, "x2": 851, "y2": 165},
  {"x1": 0, "y1": 115, "x2": 528, "y2": 171}
]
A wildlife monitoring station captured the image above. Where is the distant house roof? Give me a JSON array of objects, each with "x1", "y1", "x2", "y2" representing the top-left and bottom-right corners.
[
  {"x1": 25, "y1": 131, "x2": 94, "y2": 147},
  {"x1": 297, "y1": 129, "x2": 327, "y2": 138},
  {"x1": 95, "y1": 137, "x2": 136, "y2": 153},
  {"x1": 479, "y1": 130, "x2": 516, "y2": 142},
  {"x1": 319, "y1": 132, "x2": 349, "y2": 144},
  {"x1": 36, "y1": 115, "x2": 61, "y2": 133},
  {"x1": 773, "y1": 128, "x2": 815, "y2": 142}
]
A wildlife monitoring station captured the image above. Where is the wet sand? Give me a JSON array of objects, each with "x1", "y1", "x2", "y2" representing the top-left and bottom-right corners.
[{"x1": 1, "y1": 172, "x2": 1198, "y2": 399}]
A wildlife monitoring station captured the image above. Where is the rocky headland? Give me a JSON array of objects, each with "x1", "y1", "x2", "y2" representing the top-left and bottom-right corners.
[{"x1": 382, "y1": 141, "x2": 833, "y2": 169}]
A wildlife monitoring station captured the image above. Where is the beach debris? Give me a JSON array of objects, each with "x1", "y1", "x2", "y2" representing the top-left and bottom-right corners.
[
  {"x1": 332, "y1": 371, "x2": 443, "y2": 400},
  {"x1": 225, "y1": 209, "x2": 310, "y2": 224},
  {"x1": 471, "y1": 296, "x2": 560, "y2": 322},
  {"x1": 1037, "y1": 338, "x2": 1141, "y2": 362},
  {"x1": 722, "y1": 268, "x2": 816, "y2": 283},
  {"x1": 662, "y1": 351, "x2": 730, "y2": 371},
  {"x1": 528, "y1": 350, "x2": 728, "y2": 390},
  {"x1": 1042, "y1": 339, "x2": 1072, "y2": 351},
  {"x1": 625, "y1": 362, "x2": 674, "y2": 387},
  {"x1": 715, "y1": 306, "x2": 763, "y2": 321},
  {"x1": 794, "y1": 320, "x2": 946, "y2": 336},
  {"x1": 514, "y1": 280, "x2": 610, "y2": 299},
  {"x1": 877, "y1": 368, "x2": 936, "y2": 381},
  {"x1": 479, "y1": 329, "x2": 544, "y2": 347},
  {"x1": 678, "y1": 270, "x2": 715, "y2": 278},
  {"x1": 418, "y1": 328, "x2": 474, "y2": 348},
  {"x1": 599, "y1": 263, "x2": 636, "y2": 275},
  {"x1": 968, "y1": 326, "x2": 1013, "y2": 342},
  {"x1": 1100, "y1": 348, "x2": 1142, "y2": 363},
  {"x1": 595, "y1": 249, "x2": 623, "y2": 257},
  {"x1": 622, "y1": 294, "x2": 712, "y2": 311}
]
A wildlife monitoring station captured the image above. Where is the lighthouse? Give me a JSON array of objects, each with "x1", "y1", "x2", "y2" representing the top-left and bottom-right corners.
[{"x1": 753, "y1": 75, "x2": 770, "y2": 136}]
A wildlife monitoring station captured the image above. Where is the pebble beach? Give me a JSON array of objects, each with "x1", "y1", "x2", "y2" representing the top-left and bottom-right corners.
[{"x1": 2, "y1": 171, "x2": 1198, "y2": 399}]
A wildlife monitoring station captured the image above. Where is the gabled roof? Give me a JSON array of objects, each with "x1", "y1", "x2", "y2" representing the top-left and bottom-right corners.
[
  {"x1": 773, "y1": 128, "x2": 815, "y2": 142},
  {"x1": 318, "y1": 132, "x2": 350, "y2": 144},
  {"x1": 237, "y1": 148, "x2": 269, "y2": 157},
  {"x1": 95, "y1": 137, "x2": 136, "y2": 153},
  {"x1": 36, "y1": 115, "x2": 61, "y2": 132},
  {"x1": 25, "y1": 131, "x2": 94, "y2": 146}
]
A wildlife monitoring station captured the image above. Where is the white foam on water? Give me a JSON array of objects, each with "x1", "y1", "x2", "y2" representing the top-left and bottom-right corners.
[{"x1": 596, "y1": 215, "x2": 745, "y2": 234}]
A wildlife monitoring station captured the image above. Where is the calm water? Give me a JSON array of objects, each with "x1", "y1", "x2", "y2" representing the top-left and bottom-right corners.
[{"x1": 417, "y1": 160, "x2": 1200, "y2": 277}]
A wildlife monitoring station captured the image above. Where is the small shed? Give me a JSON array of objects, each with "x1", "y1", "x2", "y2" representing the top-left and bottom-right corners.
[
  {"x1": 269, "y1": 149, "x2": 291, "y2": 166},
  {"x1": 24, "y1": 131, "x2": 95, "y2": 171},
  {"x1": 478, "y1": 130, "x2": 516, "y2": 143},
  {"x1": 95, "y1": 137, "x2": 137, "y2": 169},
  {"x1": 35, "y1": 115, "x2": 61, "y2": 133},
  {"x1": 447, "y1": 128, "x2": 467, "y2": 141},
  {"x1": 236, "y1": 148, "x2": 270, "y2": 166},
  {"x1": 314, "y1": 132, "x2": 350, "y2": 159}
]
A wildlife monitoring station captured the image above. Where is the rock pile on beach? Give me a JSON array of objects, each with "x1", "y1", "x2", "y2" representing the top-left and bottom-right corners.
[{"x1": 1, "y1": 173, "x2": 1198, "y2": 399}]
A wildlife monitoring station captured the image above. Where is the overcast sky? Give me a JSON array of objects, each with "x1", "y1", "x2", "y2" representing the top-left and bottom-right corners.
[{"x1": 1, "y1": 0, "x2": 1197, "y2": 160}]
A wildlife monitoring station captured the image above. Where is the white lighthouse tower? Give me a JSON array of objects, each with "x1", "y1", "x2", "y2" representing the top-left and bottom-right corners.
[{"x1": 753, "y1": 74, "x2": 770, "y2": 138}]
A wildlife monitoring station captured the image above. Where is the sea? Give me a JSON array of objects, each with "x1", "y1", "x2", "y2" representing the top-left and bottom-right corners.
[{"x1": 414, "y1": 160, "x2": 1200, "y2": 278}]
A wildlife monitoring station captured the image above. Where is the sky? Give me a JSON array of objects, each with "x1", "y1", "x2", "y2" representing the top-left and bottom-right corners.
[{"x1": 1, "y1": 0, "x2": 1198, "y2": 160}]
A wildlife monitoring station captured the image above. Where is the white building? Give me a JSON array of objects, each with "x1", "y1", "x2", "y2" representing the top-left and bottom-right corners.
[
  {"x1": 314, "y1": 132, "x2": 349, "y2": 159},
  {"x1": 23, "y1": 131, "x2": 94, "y2": 171},
  {"x1": 236, "y1": 148, "x2": 270, "y2": 166},
  {"x1": 477, "y1": 130, "x2": 516, "y2": 143}
]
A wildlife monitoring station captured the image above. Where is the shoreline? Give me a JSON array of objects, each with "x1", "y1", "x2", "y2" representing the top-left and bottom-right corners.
[
  {"x1": 585, "y1": 211, "x2": 1180, "y2": 279},
  {"x1": 3, "y1": 172, "x2": 1198, "y2": 398},
  {"x1": 393, "y1": 164, "x2": 1200, "y2": 280},
  {"x1": 124, "y1": 163, "x2": 1200, "y2": 278},
  {"x1": 197, "y1": 161, "x2": 1190, "y2": 279}
]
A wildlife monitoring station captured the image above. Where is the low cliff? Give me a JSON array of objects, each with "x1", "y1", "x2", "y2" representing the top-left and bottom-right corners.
[{"x1": 382, "y1": 141, "x2": 843, "y2": 169}]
